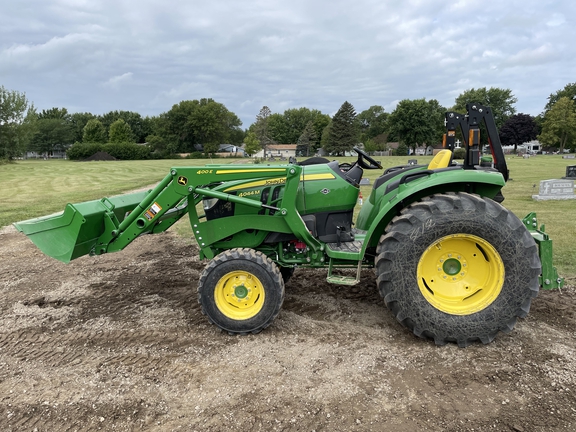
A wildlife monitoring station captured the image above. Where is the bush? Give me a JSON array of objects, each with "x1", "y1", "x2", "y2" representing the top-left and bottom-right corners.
[
  {"x1": 185, "y1": 152, "x2": 220, "y2": 159},
  {"x1": 186, "y1": 152, "x2": 205, "y2": 159},
  {"x1": 453, "y1": 147, "x2": 466, "y2": 160},
  {"x1": 394, "y1": 143, "x2": 409, "y2": 156},
  {"x1": 67, "y1": 142, "x2": 150, "y2": 160},
  {"x1": 66, "y1": 142, "x2": 103, "y2": 160},
  {"x1": 102, "y1": 142, "x2": 150, "y2": 160}
]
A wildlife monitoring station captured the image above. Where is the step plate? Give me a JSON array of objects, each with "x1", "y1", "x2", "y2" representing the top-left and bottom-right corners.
[{"x1": 326, "y1": 240, "x2": 363, "y2": 254}]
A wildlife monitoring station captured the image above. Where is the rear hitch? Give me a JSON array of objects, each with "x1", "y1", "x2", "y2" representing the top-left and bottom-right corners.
[{"x1": 523, "y1": 212, "x2": 565, "y2": 290}]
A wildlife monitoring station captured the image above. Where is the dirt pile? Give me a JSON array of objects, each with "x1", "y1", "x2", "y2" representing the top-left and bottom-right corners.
[{"x1": 1, "y1": 226, "x2": 575, "y2": 431}]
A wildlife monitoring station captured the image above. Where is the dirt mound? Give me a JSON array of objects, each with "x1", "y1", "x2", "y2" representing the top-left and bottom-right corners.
[
  {"x1": 83, "y1": 151, "x2": 116, "y2": 161},
  {"x1": 1, "y1": 228, "x2": 576, "y2": 431}
]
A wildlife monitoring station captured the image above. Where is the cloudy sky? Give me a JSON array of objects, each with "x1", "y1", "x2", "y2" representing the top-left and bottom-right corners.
[{"x1": 1, "y1": 0, "x2": 574, "y2": 127}]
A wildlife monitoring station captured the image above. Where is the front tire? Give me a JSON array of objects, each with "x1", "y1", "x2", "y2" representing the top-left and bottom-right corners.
[
  {"x1": 198, "y1": 248, "x2": 284, "y2": 334},
  {"x1": 375, "y1": 193, "x2": 540, "y2": 347}
]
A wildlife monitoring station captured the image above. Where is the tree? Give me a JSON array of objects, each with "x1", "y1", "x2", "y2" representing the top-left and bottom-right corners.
[
  {"x1": 453, "y1": 87, "x2": 517, "y2": 130},
  {"x1": 253, "y1": 106, "x2": 275, "y2": 151},
  {"x1": 357, "y1": 105, "x2": 388, "y2": 143},
  {"x1": 538, "y1": 97, "x2": 576, "y2": 153},
  {"x1": 70, "y1": 112, "x2": 96, "y2": 143},
  {"x1": 228, "y1": 127, "x2": 246, "y2": 145},
  {"x1": 427, "y1": 99, "x2": 448, "y2": 144},
  {"x1": 282, "y1": 108, "x2": 318, "y2": 144},
  {"x1": 311, "y1": 113, "x2": 330, "y2": 154},
  {"x1": 255, "y1": 107, "x2": 330, "y2": 152},
  {"x1": 109, "y1": 119, "x2": 134, "y2": 143},
  {"x1": 387, "y1": 99, "x2": 442, "y2": 152},
  {"x1": 296, "y1": 121, "x2": 317, "y2": 156},
  {"x1": 320, "y1": 121, "x2": 332, "y2": 150},
  {"x1": 99, "y1": 110, "x2": 147, "y2": 143},
  {"x1": 498, "y1": 114, "x2": 538, "y2": 151},
  {"x1": 0, "y1": 86, "x2": 35, "y2": 160},
  {"x1": 160, "y1": 101, "x2": 197, "y2": 152},
  {"x1": 265, "y1": 113, "x2": 286, "y2": 144},
  {"x1": 146, "y1": 134, "x2": 166, "y2": 153},
  {"x1": 243, "y1": 131, "x2": 260, "y2": 157},
  {"x1": 363, "y1": 138, "x2": 378, "y2": 154},
  {"x1": 82, "y1": 119, "x2": 107, "y2": 143},
  {"x1": 30, "y1": 107, "x2": 75, "y2": 155},
  {"x1": 160, "y1": 99, "x2": 241, "y2": 154},
  {"x1": 324, "y1": 101, "x2": 359, "y2": 155},
  {"x1": 146, "y1": 132, "x2": 178, "y2": 156},
  {"x1": 30, "y1": 119, "x2": 74, "y2": 155},
  {"x1": 544, "y1": 82, "x2": 576, "y2": 113},
  {"x1": 38, "y1": 107, "x2": 69, "y2": 120},
  {"x1": 187, "y1": 99, "x2": 242, "y2": 154}
]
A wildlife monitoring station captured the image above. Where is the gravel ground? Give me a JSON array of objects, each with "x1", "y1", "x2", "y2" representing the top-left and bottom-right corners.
[{"x1": 1, "y1": 226, "x2": 575, "y2": 431}]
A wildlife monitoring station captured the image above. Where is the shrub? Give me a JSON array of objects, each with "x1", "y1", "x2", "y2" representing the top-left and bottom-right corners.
[
  {"x1": 453, "y1": 147, "x2": 466, "y2": 160},
  {"x1": 102, "y1": 142, "x2": 150, "y2": 160},
  {"x1": 66, "y1": 142, "x2": 103, "y2": 160},
  {"x1": 395, "y1": 143, "x2": 409, "y2": 156},
  {"x1": 186, "y1": 152, "x2": 205, "y2": 159}
]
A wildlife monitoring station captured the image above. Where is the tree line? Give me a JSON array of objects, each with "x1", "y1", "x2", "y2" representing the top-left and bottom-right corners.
[{"x1": 1, "y1": 83, "x2": 575, "y2": 162}]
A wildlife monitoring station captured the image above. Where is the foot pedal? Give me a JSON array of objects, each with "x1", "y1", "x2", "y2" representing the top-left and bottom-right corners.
[{"x1": 326, "y1": 259, "x2": 362, "y2": 285}]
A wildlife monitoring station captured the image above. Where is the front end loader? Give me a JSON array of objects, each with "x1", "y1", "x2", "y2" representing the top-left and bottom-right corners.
[{"x1": 15, "y1": 103, "x2": 564, "y2": 346}]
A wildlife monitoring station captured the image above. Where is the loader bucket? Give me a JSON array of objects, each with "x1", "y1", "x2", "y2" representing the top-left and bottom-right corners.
[{"x1": 14, "y1": 190, "x2": 149, "y2": 263}]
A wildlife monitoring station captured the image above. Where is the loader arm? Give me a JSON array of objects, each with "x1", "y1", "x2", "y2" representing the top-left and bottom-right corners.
[{"x1": 15, "y1": 164, "x2": 324, "y2": 263}]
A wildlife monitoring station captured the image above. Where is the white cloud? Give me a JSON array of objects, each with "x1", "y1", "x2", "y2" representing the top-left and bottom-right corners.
[
  {"x1": 500, "y1": 45, "x2": 560, "y2": 68},
  {"x1": 0, "y1": 0, "x2": 575, "y2": 123},
  {"x1": 546, "y1": 13, "x2": 566, "y2": 27},
  {"x1": 103, "y1": 72, "x2": 134, "y2": 88}
]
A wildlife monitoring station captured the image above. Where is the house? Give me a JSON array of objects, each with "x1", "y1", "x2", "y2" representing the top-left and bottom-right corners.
[
  {"x1": 520, "y1": 140, "x2": 542, "y2": 154},
  {"x1": 26, "y1": 150, "x2": 67, "y2": 159},
  {"x1": 191, "y1": 144, "x2": 246, "y2": 157},
  {"x1": 254, "y1": 144, "x2": 297, "y2": 160},
  {"x1": 215, "y1": 144, "x2": 245, "y2": 157}
]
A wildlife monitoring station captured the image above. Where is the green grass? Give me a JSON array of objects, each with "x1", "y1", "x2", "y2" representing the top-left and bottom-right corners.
[
  {"x1": 0, "y1": 158, "x2": 229, "y2": 226},
  {"x1": 2, "y1": 155, "x2": 574, "y2": 278}
]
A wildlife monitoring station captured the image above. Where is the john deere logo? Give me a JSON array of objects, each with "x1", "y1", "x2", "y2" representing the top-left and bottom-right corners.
[{"x1": 177, "y1": 176, "x2": 188, "y2": 186}]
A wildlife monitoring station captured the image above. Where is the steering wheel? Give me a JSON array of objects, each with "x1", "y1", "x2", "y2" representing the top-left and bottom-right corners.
[{"x1": 353, "y1": 147, "x2": 383, "y2": 170}]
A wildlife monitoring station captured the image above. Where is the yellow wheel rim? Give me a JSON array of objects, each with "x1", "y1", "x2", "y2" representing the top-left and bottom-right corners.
[
  {"x1": 214, "y1": 271, "x2": 265, "y2": 320},
  {"x1": 417, "y1": 234, "x2": 504, "y2": 315}
]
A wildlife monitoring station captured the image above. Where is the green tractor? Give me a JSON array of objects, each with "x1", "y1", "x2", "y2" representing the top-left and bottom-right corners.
[{"x1": 15, "y1": 104, "x2": 563, "y2": 346}]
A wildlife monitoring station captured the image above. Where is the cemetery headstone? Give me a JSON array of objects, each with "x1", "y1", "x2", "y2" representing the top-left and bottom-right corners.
[
  {"x1": 564, "y1": 165, "x2": 576, "y2": 179},
  {"x1": 532, "y1": 179, "x2": 576, "y2": 201}
]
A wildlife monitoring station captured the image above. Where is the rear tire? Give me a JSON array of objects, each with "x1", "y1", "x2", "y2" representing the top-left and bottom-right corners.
[
  {"x1": 375, "y1": 193, "x2": 540, "y2": 347},
  {"x1": 198, "y1": 248, "x2": 284, "y2": 334}
]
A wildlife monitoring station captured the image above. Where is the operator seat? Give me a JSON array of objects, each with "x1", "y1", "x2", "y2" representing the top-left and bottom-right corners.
[{"x1": 428, "y1": 150, "x2": 453, "y2": 170}]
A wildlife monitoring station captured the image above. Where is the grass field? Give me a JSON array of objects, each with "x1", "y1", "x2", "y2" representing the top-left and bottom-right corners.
[{"x1": 2, "y1": 155, "x2": 574, "y2": 278}]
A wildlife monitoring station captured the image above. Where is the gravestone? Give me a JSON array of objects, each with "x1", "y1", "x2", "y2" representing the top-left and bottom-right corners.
[
  {"x1": 532, "y1": 179, "x2": 576, "y2": 201},
  {"x1": 563, "y1": 154, "x2": 575, "y2": 159},
  {"x1": 359, "y1": 178, "x2": 370, "y2": 185},
  {"x1": 408, "y1": 159, "x2": 418, "y2": 165},
  {"x1": 564, "y1": 165, "x2": 576, "y2": 179}
]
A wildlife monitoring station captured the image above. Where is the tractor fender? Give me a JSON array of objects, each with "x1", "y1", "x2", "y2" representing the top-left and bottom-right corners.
[{"x1": 356, "y1": 168, "x2": 506, "y2": 254}]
